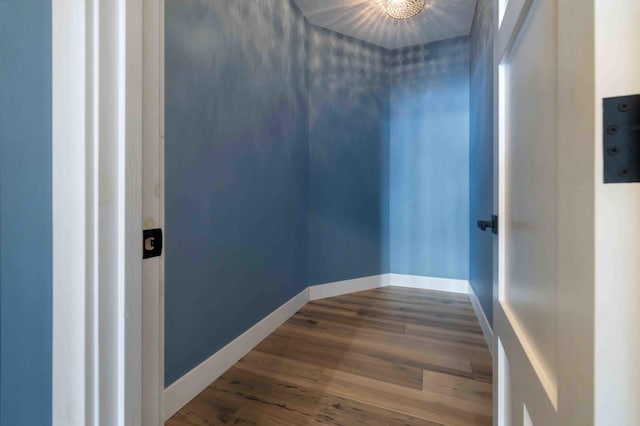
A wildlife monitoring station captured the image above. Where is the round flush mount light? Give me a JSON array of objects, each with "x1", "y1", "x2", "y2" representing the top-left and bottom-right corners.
[{"x1": 386, "y1": 0, "x2": 426, "y2": 19}]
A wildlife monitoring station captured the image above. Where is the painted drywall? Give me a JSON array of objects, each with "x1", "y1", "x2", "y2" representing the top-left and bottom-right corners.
[
  {"x1": 469, "y1": 0, "x2": 494, "y2": 325},
  {"x1": 166, "y1": 0, "x2": 473, "y2": 386},
  {"x1": 389, "y1": 37, "x2": 470, "y2": 280},
  {"x1": 165, "y1": 0, "x2": 309, "y2": 385},
  {"x1": 502, "y1": 0, "x2": 560, "y2": 385},
  {"x1": 0, "y1": 0, "x2": 52, "y2": 424},
  {"x1": 307, "y1": 25, "x2": 390, "y2": 285}
]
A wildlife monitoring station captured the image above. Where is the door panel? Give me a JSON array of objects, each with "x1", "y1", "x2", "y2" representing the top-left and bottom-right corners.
[
  {"x1": 495, "y1": 0, "x2": 563, "y2": 424},
  {"x1": 495, "y1": 0, "x2": 598, "y2": 423},
  {"x1": 502, "y1": 0, "x2": 557, "y2": 385}
]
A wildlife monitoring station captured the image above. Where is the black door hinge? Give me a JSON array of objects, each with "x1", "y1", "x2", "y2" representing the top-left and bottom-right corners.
[{"x1": 603, "y1": 94, "x2": 640, "y2": 183}]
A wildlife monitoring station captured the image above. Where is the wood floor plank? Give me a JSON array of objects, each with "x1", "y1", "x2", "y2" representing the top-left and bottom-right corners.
[
  {"x1": 311, "y1": 294, "x2": 476, "y2": 322},
  {"x1": 293, "y1": 306, "x2": 407, "y2": 334},
  {"x1": 270, "y1": 344, "x2": 474, "y2": 382},
  {"x1": 166, "y1": 383, "x2": 244, "y2": 425},
  {"x1": 165, "y1": 411, "x2": 212, "y2": 426},
  {"x1": 376, "y1": 286, "x2": 472, "y2": 303},
  {"x1": 234, "y1": 352, "x2": 484, "y2": 425},
  {"x1": 276, "y1": 318, "x2": 491, "y2": 375},
  {"x1": 283, "y1": 313, "x2": 491, "y2": 360},
  {"x1": 357, "y1": 306, "x2": 484, "y2": 334},
  {"x1": 255, "y1": 331, "x2": 425, "y2": 389},
  {"x1": 354, "y1": 301, "x2": 482, "y2": 326},
  {"x1": 337, "y1": 293, "x2": 477, "y2": 316},
  {"x1": 295, "y1": 307, "x2": 486, "y2": 352},
  {"x1": 315, "y1": 368, "x2": 492, "y2": 425},
  {"x1": 405, "y1": 323, "x2": 488, "y2": 347},
  {"x1": 236, "y1": 350, "x2": 473, "y2": 403},
  {"x1": 213, "y1": 367, "x2": 443, "y2": 426},
  {"x1": 300, "y1": 302, "x2": 359, "y2": 318},
  {"x1": 422, "y1": 369, "x2": 492, "y2": 405},
  {"x1": 236, "y1": 350, "x2": 325, "y2": 389},
  {"x1": 167, "y1": 287, "x2": 493, "y2": 425},
  {"x1": 471, "y1": 361, "x2": 494, "y2": 384}
]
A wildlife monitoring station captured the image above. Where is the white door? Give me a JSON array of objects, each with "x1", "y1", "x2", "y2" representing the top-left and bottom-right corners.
[{"x1": 493, "y1": 0, "x2": 595, "y2": 424}]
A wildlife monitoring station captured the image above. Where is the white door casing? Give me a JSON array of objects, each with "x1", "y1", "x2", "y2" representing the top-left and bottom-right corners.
[
  {"x1": 141, "y1": 0, "x2": 165, "y2": 424},
  {"x1": 593, "y1": 0, "x2": 640, "y2": 423},
  {"x1": 493, "y1": 0, "x2": 596, "y2": 425},
  {"x1": 52, "y1": 0, "x2": 143, "y2": 425}
]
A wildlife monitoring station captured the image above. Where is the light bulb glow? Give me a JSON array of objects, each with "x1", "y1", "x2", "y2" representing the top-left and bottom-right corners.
[{"x1": 386, "y1": 0, "x2": 426, "y2": 19}]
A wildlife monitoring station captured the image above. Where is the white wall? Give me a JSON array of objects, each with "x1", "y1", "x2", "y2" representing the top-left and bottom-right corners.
[{"x1": 594, "y1": 0, "x2": 640, "y2": 423}]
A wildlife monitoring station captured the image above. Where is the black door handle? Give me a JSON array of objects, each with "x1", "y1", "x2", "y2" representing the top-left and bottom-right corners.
[{"x1": 477, "y1": 215, "x2": 498, "y2": 235}]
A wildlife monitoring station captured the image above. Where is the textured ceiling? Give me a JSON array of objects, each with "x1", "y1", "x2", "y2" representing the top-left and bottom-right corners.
[{"x1": 293, "y1": 0, "x2": 478, "y2": 50}]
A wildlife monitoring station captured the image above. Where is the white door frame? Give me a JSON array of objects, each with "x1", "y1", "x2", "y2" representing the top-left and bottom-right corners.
[
  {"x1": 593, "y1": 1, "x2": 640, "y2": 423},
  {"x1": 492, "y1": 0, "x2": 596, "y2": 424},
  {"x1": 141, "y1": 0, "x2": 165, "y2": 424},
  {"x1": 52, "y1": 0, "x2": 160, "y2": 424}
]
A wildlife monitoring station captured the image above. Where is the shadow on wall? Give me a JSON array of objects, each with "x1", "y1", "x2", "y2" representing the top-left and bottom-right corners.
[
  {"x1": 307, "y1": 25, "x2": 391, "y2": 285},
  {"x1": 389, "y1": 37, "x2": 471, "y2": 280},
  {"x1": 469, "y1": 0, "x2": 495, "y2": 325},
  {"x1": 165, "y1": 0, "x2": 309, "y2": 386}
]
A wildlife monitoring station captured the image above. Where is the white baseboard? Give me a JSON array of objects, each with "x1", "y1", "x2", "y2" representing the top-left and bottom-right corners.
[
  {"x1": 388, "y1": 273, "x2": 469, "y2": 294},
  {"x1": 308, "y1": 274, "x2": 390, "y2": 300},
  {"x1": 164, "y1": 273, "x2": 494, "y2": 419},
  {"x1": 467, "y1": 282, "x2": 494, "y2": 358},
  {"x1": 163, "y1": 288, "x2": 310, "y2": 421}
]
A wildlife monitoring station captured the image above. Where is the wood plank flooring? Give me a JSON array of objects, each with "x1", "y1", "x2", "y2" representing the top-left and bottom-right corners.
[{"x1": 166, "y1": 286, "x2": 493, "y2": 425}]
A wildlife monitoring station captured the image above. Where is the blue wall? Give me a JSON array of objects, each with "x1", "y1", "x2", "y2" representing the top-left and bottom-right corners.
[
  {"x1": 389, "y1": 38, "x2": 470, "y2": 280},
  {"x1": 166, "y1": 0, "x2": 473, "y2": 386},
  {"x1": 0, "y1": 0, "x2": 478, "y2": 414},
  {"x1": 165, "y1": 0, "x2": 309, "y2": 385},
  {"x1": 307, "y1": 26, "x2": 390, "y2": 285},
  {"x1": 0, "y1": 0, "x2": 52, "y2": 424},
  {"x1": 469, "y1": 0, "x2": 494, "y2": 324}
]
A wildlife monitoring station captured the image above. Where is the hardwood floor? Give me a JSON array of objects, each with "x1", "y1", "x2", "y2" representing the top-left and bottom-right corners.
[{"x1": 166, "y1": 286, "x2": 493, "y2": 425}]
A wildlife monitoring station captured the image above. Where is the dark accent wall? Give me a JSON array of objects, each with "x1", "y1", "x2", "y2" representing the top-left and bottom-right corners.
[
  {"x1": 0, "y1": 0, "x2": 52, "y2": 424},
  {"x1": 165, "y1": 0, "x2": 309, "y2": 385},
  {"x1": 469, "y1": 0, "x2": 494, "y2": 325},
  {"x1": 307, "y1": 26, "x2": 390, "y2": 285},
  {"x1": 389, "y1": 38, "x2": 471, "y2": 280}
]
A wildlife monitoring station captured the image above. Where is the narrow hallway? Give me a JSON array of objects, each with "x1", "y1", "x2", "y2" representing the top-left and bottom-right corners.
[
  {"x1": 167, "y1": 286, "x2": 492, "y2": 425},
  {"x1": 4, "y1": 0, "x2": 639, "y2": 423}
]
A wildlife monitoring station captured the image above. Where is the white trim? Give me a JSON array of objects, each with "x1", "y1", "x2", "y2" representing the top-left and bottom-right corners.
[
  {"x1": 123, "y1": 1, "x2": 144, "y2": 424},
  {"x1": 141, "y1": 0, "x2": 165, "y2": 424},
  {"x1": 467, "y1": 283, "x2": 494, "y2": 358},
  {"x1": 499, "y1": 301, "x2": 557, "y2": 408},
  {"x1": 492, "y1": 2, "x2": 502, "y2": 425},
  {"x1": 495, "y1": 0, "x2": 532, "y2": 64},
  {"x1": 52, "y1": 1, "x2": 91, "y2": 422},
  {"x1": 594, "y1": 0, "x2": 640, "y2": 422},
  {"x1": 163, "y1": 288, "x2": 310, "y2": 421},
  {"x1": 308, "y1": 274, "x2": 390, "y2": 300},
  {"x1": 53, "y1": 0, "x2": 143, "y2": 424},
  {"x1": 388, "y1": 274, "x2": 469, "y2": 294}
]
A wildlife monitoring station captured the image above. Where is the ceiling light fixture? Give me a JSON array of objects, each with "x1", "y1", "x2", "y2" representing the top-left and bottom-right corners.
[{"x1": 386, "y1": 0, "x2": 426, "y2": 19}]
